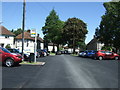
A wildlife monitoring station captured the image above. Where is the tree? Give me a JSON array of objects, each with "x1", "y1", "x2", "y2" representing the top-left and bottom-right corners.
[
  {"x1": 5, "y1": 44, "x2": 11, "y2": 49},
  {"x1": 63, "y1": 17, "x2": 88, "y2": 54},
  {"x1": 95, "y1": 2, "x2": 120, "y2": 52},
  {"x1": 42, "y1": 9, "x2": 64, "y2": 52},
  {"x1": 12, "y1": 28, "x2": 23, "y2": 36}
]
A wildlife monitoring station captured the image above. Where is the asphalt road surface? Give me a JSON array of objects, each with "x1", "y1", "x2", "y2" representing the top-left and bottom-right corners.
[{"x1": 2, "y1": 55, "x2": 119, "y2": 88}]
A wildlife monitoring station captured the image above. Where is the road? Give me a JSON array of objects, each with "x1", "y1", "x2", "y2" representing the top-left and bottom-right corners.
[{"x1": 2, "y1": 55, "x2": 118, "y2": 88}]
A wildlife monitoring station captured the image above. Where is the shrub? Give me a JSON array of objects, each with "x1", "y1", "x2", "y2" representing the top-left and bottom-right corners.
[{"x1": 5, "y1": 44, "x2": 11, "y2": 49}]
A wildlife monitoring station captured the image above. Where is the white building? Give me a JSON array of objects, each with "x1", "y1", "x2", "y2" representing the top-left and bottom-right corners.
[
  {"x1": 15, "y1": 30, "x2": 43, "y2": 54},
  {"x1": 0, "y1": 25, "x2": 15, "y2": 48},
  {"x1": 48, "y1": 43, "x2": 57, "y2": 52}
]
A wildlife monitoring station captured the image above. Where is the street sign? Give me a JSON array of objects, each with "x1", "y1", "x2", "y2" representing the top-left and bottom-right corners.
[
  {"x1": 30, "y1": 29, "x2": 37, "y2": 63},
  {"x1": 31, "y1": 29, "x2": 36, "y2": 37}
]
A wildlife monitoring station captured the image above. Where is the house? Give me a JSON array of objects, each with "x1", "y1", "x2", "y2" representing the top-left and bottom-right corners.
[
  {"x1": 87, "y1": 36, "x2": 104, "y2": 51},
  {"x1": 15, "y1": 30, "x2": 43, "y2": 54},
  {"x1": 47, "y1": 43, "x2": 57, "y2": 52},
  {"x1": 0, "y1": 25, "x2": 15, "y2": 48}
]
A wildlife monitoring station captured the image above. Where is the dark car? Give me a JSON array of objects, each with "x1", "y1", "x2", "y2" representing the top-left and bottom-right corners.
[
  {"x1": 80, "y1": 50, "x2": 97, "y2": 58},
  {"x1": 94, "y1": 50, "x2": 119, "y2": 60},
  {"x1": 37, "y1": 49, "x2": 45, "y2": 57},
  {"x1": 78, "y1": 51, "x2": 84, "y2": 57},
  {"x1": 56, "y1": 51, "x2": 61, "y2": 55},
  {"x1": 86, "y1": 50, "x2": 97, "y2": 58},
  {"x1": 7, "y1": 48, "x2": 29, "y2": 61},
  {"x1": 41, "y1": 49, "x2": 49, "y2": 56},
  {"x1": 0, "y1": 47, "x2": 23, "y2": 67}
]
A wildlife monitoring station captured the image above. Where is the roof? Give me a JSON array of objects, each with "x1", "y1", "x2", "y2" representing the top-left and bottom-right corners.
[
  {"x1": 0, "y1": 25, "x2": 15, "y2": 36},
  {"x1": 15, "y1": 31, "x2": 43, "y2": 42},
  {"x1": 87, "y1": 38, "x2": 98, "y2": 46},
  {"x1": 48, "y1": 43, "x2": 57, "y2": 46}
]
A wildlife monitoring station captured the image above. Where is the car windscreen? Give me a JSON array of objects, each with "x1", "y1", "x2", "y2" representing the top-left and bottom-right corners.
[
  {"x1": 88, "y1": 51, "x2": 92, "y2": 53},
  {"x1": 2, "y1": 48, "x2": 11, "y2": 53},
  {"x1": 14, "y1": 49, "x2": 20, "y2": 53},
  {"x1": 8, "y1": 49, "x2": 14, "y2": 53}
]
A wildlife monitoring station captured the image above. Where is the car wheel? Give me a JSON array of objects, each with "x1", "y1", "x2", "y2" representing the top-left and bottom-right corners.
[
  {"x1": 98, "y1": 56, "x2": 103, "y2": 60},
  {"x1": 115, "y1": 56, "x2": 119, "y2": 60},
  {"x1": 5, "y1": 58, "x2": 14, "y2": 67}
]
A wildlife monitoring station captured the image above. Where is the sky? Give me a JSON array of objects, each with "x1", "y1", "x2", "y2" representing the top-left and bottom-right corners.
[{"x1": 1, "y1": 1, "x2": 111, "y2": 44}]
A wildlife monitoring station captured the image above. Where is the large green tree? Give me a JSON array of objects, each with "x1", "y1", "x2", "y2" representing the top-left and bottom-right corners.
[
  {"x1": 63, "y1": 17, "x2": 88, "y2": 54},
  {"x1": 42, "y1": 9, "x2": 64, "y2": 52},
  {"x1": 95, "y1": 2, "x2": 120, "y2": 52},
  {"x1": 12, "y1": 28, "x2": 24, "y2": 36}
]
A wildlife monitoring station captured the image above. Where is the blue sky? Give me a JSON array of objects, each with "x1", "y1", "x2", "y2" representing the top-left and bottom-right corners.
[{"x1": 2, "y1": 2, "x2": 108, "y2": 44}]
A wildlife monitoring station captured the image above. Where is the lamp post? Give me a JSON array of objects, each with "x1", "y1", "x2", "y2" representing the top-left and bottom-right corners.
[{"x1": 22, "y1": 0, "x2": 26, "y2": 59}]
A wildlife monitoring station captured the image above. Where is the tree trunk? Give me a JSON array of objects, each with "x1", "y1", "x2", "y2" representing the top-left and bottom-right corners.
[
  {"x1": 52, "y1": 43, "x2": 55, "y2": 53},
  {"x1": 57, "y1": 44, "x2": 59, "y2": 51},
  {"x1": 73, "y1": 38, "x2": 75, "y2": 54}
]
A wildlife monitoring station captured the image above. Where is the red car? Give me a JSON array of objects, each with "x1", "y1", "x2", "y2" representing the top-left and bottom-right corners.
[
  {"x1": 0, "y1": 47, "x2": 23, "y2": 67},
  {"x1": 94, "y1": 50, "x2": 119, "y2": 60}
]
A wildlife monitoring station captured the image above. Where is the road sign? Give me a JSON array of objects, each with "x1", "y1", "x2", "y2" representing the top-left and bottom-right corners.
[
  {"x1": 31, "y1": 29, "x2": 36, "y2": 37},
  {"x1": 31, "y1": 29, "x2": 37, "y2": 63}
]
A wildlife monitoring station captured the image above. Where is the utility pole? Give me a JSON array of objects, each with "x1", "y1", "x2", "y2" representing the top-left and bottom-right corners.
[{"x1": 22, "y1": 0, "x2": 26, "y2": 60}]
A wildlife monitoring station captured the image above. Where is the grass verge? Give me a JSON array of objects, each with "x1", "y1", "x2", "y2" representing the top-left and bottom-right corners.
[
  {"x1": 20, "y1": 61, "x2": 45, "y2": 65},
  {"x1": 50, "y1": 53, "x2": 55, "y2": 55},
  {"x1": 70, "y1": 54, "x2": 78, "y2": 56}
]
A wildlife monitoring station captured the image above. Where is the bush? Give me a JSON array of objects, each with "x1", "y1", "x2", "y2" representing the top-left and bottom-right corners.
[
  {"x1": 101, "y1": 46, "x2": 112, "y2": 51},
  {"x1": 5, "y1": 44, "x2": 11, "y2": 49}
]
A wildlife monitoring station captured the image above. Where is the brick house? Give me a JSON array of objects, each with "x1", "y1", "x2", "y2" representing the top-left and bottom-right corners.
[{"x1": 87, "y1": 36, "x2": 104, "y2": 51}]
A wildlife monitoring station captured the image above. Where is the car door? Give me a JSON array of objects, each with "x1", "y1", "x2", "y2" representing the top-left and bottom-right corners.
[
  {"x1": 105, "y1": 51, "x2": 113, "y2": 59},
  {"x1": 0, "y1": 49, "x2": 3, "y2": 62},
  {"x1": 0, "y1": 49, "x2": 6, "y2": 62}
]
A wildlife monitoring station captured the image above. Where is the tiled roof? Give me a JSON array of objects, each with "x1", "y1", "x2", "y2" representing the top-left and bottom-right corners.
[
  {"x1": 0, "y1": 25, "x2": 15, "y2": 36},
  {"x1": 15, "y1": 31, "x2": 43, "y2": 42},
  {"x1": 87, "y1": 38, "x2": 98, "y2": 45}
]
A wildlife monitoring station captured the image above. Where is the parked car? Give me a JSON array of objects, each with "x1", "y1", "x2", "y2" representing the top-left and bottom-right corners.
[
  {"x1": 0, "y1": 47, "x2": 23, "y2": 67},
  {"x1": 61, "y1": 50, "x2": 65, "y2": 54},
  {"x1": 37, "y1": 49, "x2": 45, "y2": 57},
  {"x1": 7, "y1": 48, "x2": 29, "y2": 61},
  {"x1": 80, "y1": 51, "x2": 86, "y2": 57},
  {"x1": 56, "y1": 51, "x2": 61, "y2": 55},
  {"x1": 78, "y1": 51, "x2": 84, "y2": 57},
  {"x1": 86, "y1": 50, "x2": 97, "y2": 58},
  {"x1": 94, "y1": 50, "x2": 119, "y2": 60},
  {"x1": 41, "y1": 49, "x2": 49, "y2": 56}
]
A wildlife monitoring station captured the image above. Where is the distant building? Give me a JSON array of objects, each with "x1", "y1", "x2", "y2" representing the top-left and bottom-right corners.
[
  {"x1": 87, "y1": 36, "x2": 104, "y2": 51},
  {"x1": 15, "y1": 30, "x2": 43, "y2": 54},
  {"x1": 0, "y1": 25, "x2": 15, "y2": 48},
  {"x1": 48, "y1": 43, "x2": 57, "y2": 52}
]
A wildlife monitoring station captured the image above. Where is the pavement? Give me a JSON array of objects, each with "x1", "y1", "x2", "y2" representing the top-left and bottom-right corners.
[{"x1": 2, "y1": 55, "x2": 119, "y2": 88}]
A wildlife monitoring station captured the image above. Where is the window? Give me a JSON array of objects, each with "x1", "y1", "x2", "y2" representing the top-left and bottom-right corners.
[
  {"x1": 27, "y1": 42, "x2": 29, "y2": 47},
  {"x1": 100, "y1": 51, "x2": 105, "y2": 53},
  {"x1": 105, "y1": 51, "x2": 112, "y2": 54},
  {"x1": 5, "y1": 36, "x2": 9, "y2": 38},
  {"x1": 2, "y1": 48, "x2": 11, "y2": 53}
]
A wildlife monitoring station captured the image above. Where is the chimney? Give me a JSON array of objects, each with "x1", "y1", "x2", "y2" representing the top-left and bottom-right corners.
[
  {"x1": 27, "y1": 30, "x2": 30, "y2": 33},
  {"x1": 37, "y1": 34, "x2": 39, "y2": 37}
]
